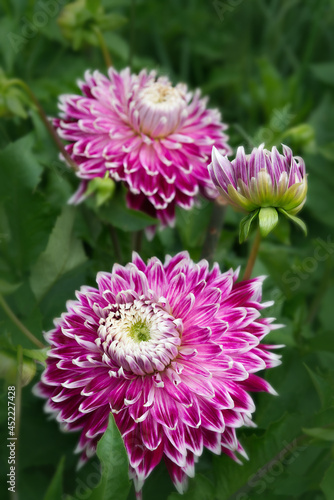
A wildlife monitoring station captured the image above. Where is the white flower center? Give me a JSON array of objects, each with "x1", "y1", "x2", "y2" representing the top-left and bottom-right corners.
[
  {"x1": 137, "y1": 82, "x2": 187, "y2": 138},
  {"x1": 97, "y1": 298, "x2": 183, "y2": 375}
]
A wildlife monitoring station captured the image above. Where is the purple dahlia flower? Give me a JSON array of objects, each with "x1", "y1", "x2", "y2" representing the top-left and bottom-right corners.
[
  {"x1": 54, "y1": 68, "x2": 231, "y2": 227},
  {"x1": 35, "y1": 252, "x2": 282, "y2": 497},
  {"x1": 209, "y1": 144, "x2": 307, "y2": 239}
]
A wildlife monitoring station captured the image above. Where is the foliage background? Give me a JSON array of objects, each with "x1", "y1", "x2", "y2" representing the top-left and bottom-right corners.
[{"x1": 0, "y1": 0, "x2": 334, "y2": 499}]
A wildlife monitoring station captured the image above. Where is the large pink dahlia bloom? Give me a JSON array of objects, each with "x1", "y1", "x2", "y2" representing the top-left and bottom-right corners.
[
  {"x1": 54, "y1": 68, "x2": 231, "y2": 226},
  {"x1": 35, "y1": 252, "x2": 282, "y2": 497}
]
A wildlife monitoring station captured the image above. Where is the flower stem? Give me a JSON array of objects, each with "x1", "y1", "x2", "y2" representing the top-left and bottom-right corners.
[
  {"x1": 93, "y1": 26, "x2": 112, "y2": 69},
  {"x1": 9, "y1": 79, "x2": 78, "y2": 171},
  {"x1": 109, "y1": 225, "x2": 122, "y2": 264},
  {"x1": 132, "y1": 230, "x2": 143, "y2": 254},
  {"x1": 0, "y1": 294, "x2": 45, "y2": 349},
  {"x1": 201, "y1": 202, "x2": 227, "y2": 263},
  {"x1": 129, "y1": 0, "x2": 136, "y2": 67},
  {"x1": 243, "y1": 229, "x2": 261, "y2": 281}
]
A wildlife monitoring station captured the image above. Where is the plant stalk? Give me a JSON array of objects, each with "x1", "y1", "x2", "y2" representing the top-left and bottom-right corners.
[
  {"x1": 109, "y1": 225, "x2": 122, "y2": 264},
  {"x1": 201, "y1": 202, "x2": 227, "y2": 263},
  {"x1": 9, "y1": 79, "x2": 78, "y2": 171},
  {"x1": 0, "y1": 295, "x2": 45, "y2": 349},
  {"x1": 93, "y1": 26, "x2": 112, "y2": 68},
  {"x1": 243, "y1": 229, "x2": 261, "y2": 280}
]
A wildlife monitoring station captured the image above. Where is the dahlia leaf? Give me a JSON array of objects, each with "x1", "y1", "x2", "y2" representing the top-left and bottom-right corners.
[
  {"x1": 99, "y1": 13, "x2": 128, "y2": 31},
  {"x1": 96, "y1": 192, "x2": 158, "y2": 231},
  {"x1": 30, "y1": 206, "x2": 87, "y2": 303},
  {"x1": 0, "y1": 279, "x2": 21, "y2": 295},
  {"x1": 0, "y1": 134, "x2": 42, "y2": 193},
  {"x1": 43, "y1": 456, "x2": 65, "y2": 500},
  {"x1": 0, "y1": 134, "x2": 56, "y2": 272},
  {"x1": 213, "y1": 414, "x2": 303, "y2": 499},
  {"x1": 258, "y1": 207, "x2": 279, "y2": 237},
  {"x1": 302, "y1": 427, "x2": 334, "y2": 441},
  {"x1": 304, "y1": 364, "x2": 333, "y2": 409},
  {"x1": 85, "y1": 0, "x2": 101, "y2": 15},
  {"x1": 87, "y1": 414, "x2": 131, "y2": 500},
  {"x1": 0, "y1": 348, "x2": 36, "y2": 387},
  {"x1": 86, "y1": 175, "x2": 116, "y2": 207},
  {"x1": 168, "y1": 474, "x2": 215, "y2": 500},
  {"x1": 311, "y1": 62, "x2": 334, "y2": 86},
  {"x1": 278, "y1": 208, "x2": 307, "y2": 235},
  {"x1": 23, "y1": 347, "x2": 49, "y2": 365},
  {"x1": 239, "y1": 209, "x2": 259, "y2": 243}
]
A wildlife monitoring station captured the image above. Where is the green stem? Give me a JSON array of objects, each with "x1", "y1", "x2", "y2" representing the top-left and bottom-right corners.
[
  {"x1": 307, "y1": 261, "x2": 332, "y2": 325},
  {"x1": 109, "y1": 225, "x2": 122, "y2": 264},
  {"x1": 132, "y1": 230, "x2": 143, "y2": 254},
  {"x1": 9, "y1": 79, "x2": 78, "y2": 172},
  {"x1": 93, "y1": 26, "x2": 112, "y2": 69},
  {"x1": 243, "y1": 229, "x2": 261, "y2": 280},
  {"x1": 129, "y1": 0, "x2": 136, "y2": 67},
  {"x1": 201, "y1": 202, "x2": 227, "y2": 263},
  {"x1": 0, "y1": 295, "x2": 45, "y2": 349}
]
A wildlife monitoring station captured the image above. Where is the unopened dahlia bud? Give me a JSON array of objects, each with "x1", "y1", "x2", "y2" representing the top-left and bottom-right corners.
[{"x1": 209, "y1": 144, "x2": 307, "y2": 241}]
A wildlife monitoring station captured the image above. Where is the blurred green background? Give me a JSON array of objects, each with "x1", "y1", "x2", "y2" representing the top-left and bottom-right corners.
[{"x1": 0, "y1": 0, "x2": 334, "y2": 499}]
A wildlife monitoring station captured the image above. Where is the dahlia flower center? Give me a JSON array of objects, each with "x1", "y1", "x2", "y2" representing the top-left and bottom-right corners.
[
  {"x1": 129, "y1": 320, "x2": 151, "y2": 343},
  {"x1": 97, "y1": 298, "x2": 183, "y2": 375},
  {"x1": 137, "y1": 82, "x2": 187, "y2": 138}
]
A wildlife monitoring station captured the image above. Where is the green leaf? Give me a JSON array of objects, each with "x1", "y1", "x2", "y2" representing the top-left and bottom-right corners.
[
  {"x1": 0, "y1": 134, "x2": 42, "y2": 195},
  {"x1": 319, "y1": 142, "x2": 334, "y2": 161},
  {"x1": 213, "y1": 413, "x2": 305, "y2": 499},
  {"x1": 307, "y1": 331, "x2": 334, "y2": 353},
  {"x1": 85, "y1": 0, "x2": 101, "y2": 14},
  {"x1": 43, "y1": 456, "x2": 65, "y2": 500},
  {"x1": 239, "y1": 209, "x2": 259, "y2": 243},
  {"x1": 87, "y1": 414, "x2": 131, "y2": 500},
  {"x1": 319, "y1": 286, "x2": 334, "y2": 330},
  {"x1": 168, "y1": 474, "x2": 215, "y2": 500},
  {"x1": 98, "y1": 13, "x2": 128, "y2": 31},
  {"x1": 86, "y1": 175, "x2": 116, "y2": 207},
  {"x1": 95, "y1": 190, "x2": 158, "y2": 231},
  {"x1": 320, "y1": 462, "x2": 334, "y2": 500},
  {"x1": 5, "y1": 94, "x2": 28, "y2": 118},
  {"x1": 258, "y1": 207, "x2": 278, "y2": 237},
  {"x1": 0, "y1": 348, "x2": 36, "y2": 386},
  {"x1": 311, "y1": 62, "x2": 334, "y2": 86},
  {"x1": 304, "y1": 364, "x2": 334, "y2": 409},
  {"x1": 0, "y1": 135, "x2": 56, "y2": 273},
  {"x1": 22, "y1": 347, "x2": 49, "y2": 365},
  {"x1": 303, "y1": 426, "x2": 334, "y2": 441},
  {"x1": 176, "y1": 200, "x2": 212, "y2": 251},
  {"x1": 0, "y1": 279, "x2": 22, "y2": 295},
  {"x1": 278, "y1": 208, "x2": 307, "y2": 235},
  {"x1": 30, "y1": 207, "x2": 87, "y2": 303}
]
